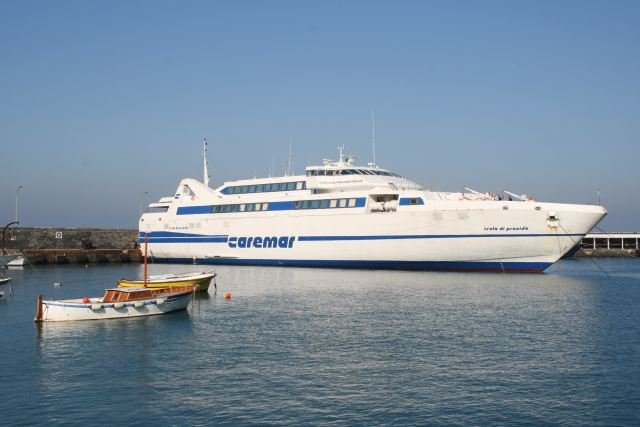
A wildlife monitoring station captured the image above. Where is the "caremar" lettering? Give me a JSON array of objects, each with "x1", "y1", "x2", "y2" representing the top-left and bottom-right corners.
[{"x1": 228, "y1": 236, "x2": 296, "y2": 249}]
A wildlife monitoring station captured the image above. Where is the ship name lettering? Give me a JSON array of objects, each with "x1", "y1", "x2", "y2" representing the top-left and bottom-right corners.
[
  {"x1": 484, "y1": 226, "x2": 529, "y2": 232},
  {"x1": 228, "y1": 236, "x2": 296, "y2": 249}
]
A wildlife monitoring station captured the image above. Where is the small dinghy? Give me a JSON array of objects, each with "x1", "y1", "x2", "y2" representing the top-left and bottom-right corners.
[
  {"x1": 34, "y1": 285, "x2": 197, "y2": 322},
  {"x1": 5, "y1": 256, "x2": 26, "y2": 268}
]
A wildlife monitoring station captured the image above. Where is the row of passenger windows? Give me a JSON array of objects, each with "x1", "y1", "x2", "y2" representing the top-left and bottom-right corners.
[
  {"x1": 306, "y1": 169, "x2": 401, "y2": 177},
  {"x1": 224, "y1": 181, "x2": 305, "y2": 194},
  {"x1": 294, "y1": 198, "x2": 358, "y2": 209},
  {"x1": 211, "y1": 203, "x2": 269, "y2": 213},
  {"x1": 209, "y1": 198, "x2": 360, "y2": 213}
]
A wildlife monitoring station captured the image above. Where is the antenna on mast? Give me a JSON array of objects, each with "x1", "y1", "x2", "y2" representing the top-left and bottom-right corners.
[
  {"x1": 203, "y1": 138, "x2": 210, "y2": 187},
  {"x1": 283, "y1": 138, "x2": 294, "y2": 176},
  {"x1": 270, "y1": 154, "x2": 275, "y2": 178},
  {"x1": 286, "y1": 138, "x2": 293, "y2": 176},
  {"x1": 371, "y1": 109, "x2": 376, "y2": 167}
]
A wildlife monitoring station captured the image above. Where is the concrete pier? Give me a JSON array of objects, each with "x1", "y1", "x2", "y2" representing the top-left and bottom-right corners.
[{"x1": 575, "y1": 233, "x2": 640, "y2": 258}]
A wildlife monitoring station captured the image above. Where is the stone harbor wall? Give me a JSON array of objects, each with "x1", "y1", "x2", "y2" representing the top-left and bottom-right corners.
[
  {"x1": 1, "y1": 227, "x2": 141, "y2": 264},
  {"x1": 2, "y1": 227, "x2": 138, "y2": 251}
]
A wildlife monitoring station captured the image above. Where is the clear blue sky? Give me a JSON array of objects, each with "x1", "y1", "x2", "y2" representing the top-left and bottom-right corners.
[{"x1": 1, "y1": 0, "x2": 638, "y2": 230}]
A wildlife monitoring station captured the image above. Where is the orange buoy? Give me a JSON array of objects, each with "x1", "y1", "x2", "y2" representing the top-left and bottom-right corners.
[
  {"x1": 224, "y1": 293, "x2": 231, "y2": 299},
  {"x1": 82, "y1": 297, "x2": 90, "y2": 303}
]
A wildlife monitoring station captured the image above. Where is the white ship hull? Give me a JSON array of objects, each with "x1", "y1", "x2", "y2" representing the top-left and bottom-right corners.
[
  {"x1": 142, "y1": 201, "x2": 604, "y2": 272},
  {"x1": 140, "y1": 146, "x2": 607, "y2": 273}
]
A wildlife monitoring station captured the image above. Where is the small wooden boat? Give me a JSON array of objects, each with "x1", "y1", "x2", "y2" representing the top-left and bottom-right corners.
[
  {"x1": 34, "y1": 285, "x2": 197, "y2": 322},
  {"x1": 5, "y1": 256, "x2": 26, "y2": 268},
  {"x1": 117, "y1": 271, "x2": 216, "y2": 292}
]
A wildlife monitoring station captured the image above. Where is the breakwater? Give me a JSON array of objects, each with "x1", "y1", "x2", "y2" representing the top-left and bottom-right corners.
[{"x1": 2, "y1": 227, "x2": 141, "y2": 264}]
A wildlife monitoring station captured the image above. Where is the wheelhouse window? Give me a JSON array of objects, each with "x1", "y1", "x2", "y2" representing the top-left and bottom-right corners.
[{"x1": 146, "y1": 206, "x2": 169, "y2": 213}]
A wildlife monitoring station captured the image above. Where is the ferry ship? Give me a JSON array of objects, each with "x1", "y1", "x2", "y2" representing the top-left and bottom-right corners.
[{"x1": 139, "y1": 144, "x2": 607, "y2": 272}]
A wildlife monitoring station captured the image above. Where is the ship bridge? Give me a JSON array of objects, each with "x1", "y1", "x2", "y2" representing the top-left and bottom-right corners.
[{"x1": 304, "y1": 146, "x2": 422, "y2": 192}]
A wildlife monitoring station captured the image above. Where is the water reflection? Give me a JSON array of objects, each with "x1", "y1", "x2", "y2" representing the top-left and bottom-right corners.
[
  {"x1": 2, "y1": 260, "x2": 639, "y2": 425},
  {"x1": 132, "y1": 263, "x2": 639, "y2": 424}
]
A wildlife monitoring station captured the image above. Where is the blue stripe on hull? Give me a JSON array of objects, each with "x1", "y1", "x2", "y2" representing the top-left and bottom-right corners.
[
  {"x1": 139, "y1": 231, "x2": 226, "y2": 238},
  {"x1": 149, "y1": 257, "x2": 551, "y2": 273},
  {"x1": 147, "y1": 237, "x2": 229, "y2": 243},
  {"x1": 298, "y1": 233, "x2": 582, "y2": 241},
  {"x1": 141, "y1": 232, "x2": 583, "y2": 244}
]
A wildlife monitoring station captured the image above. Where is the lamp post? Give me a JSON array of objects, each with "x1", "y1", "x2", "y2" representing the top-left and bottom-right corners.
[
  {"x1": 15, "y1": 185, "x2": 23, "y2": 223},
  {"x1": 139, "y1": 191, "x2": 149, "y2": 218}
]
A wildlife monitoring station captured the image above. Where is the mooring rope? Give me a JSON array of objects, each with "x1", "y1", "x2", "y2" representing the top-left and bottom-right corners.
[{"x1": 559, "y1": 222, "x2": 610, "y2": 278}]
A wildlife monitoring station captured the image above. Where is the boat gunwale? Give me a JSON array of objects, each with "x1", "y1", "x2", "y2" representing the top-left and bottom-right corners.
[{"x1": 117, "y1": 271, "x2": 216, "y2": 284}]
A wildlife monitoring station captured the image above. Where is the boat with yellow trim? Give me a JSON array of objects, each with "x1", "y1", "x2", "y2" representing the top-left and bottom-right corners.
[{"x1": 117, "y1": 271, "x2": 216, "y2": 292}]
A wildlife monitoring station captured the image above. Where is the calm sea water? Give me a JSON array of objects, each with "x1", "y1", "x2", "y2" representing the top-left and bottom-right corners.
[{"x1": 1, "y1": 258, "x2": 639, "y2": 426}]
